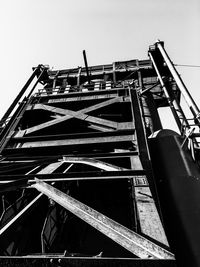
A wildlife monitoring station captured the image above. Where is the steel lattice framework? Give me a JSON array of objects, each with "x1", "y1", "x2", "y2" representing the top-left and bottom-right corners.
[{"x1": 0, "y1": 41, "x2": 200, "y2": 266}]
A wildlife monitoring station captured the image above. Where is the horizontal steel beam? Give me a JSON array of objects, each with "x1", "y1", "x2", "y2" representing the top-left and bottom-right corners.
[
  {"x1": 18, "y1": 135, "x2": 135, "y2": 148},
  {"x1": 0, "y1": 170, "x2": 145, "y2": 184},
  {"x1": 0, "y1": 151, "x2": 138, "y2": 162},
  {"x1": 47, "y1": 93, "x2": 120, "y2": 103},
  {"x1": 12, "y1": 129, "x2": 135, "y2": 142},
  {"x1": 0, "y1": 257, "x2": 176, "y2": 267},
  {"x1": 35, "y1": 88, "x2": 127, "y2": 101}
]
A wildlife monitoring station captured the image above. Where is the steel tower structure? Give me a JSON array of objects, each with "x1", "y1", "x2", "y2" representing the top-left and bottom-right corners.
[{"x1": 0, "y1": 41, "x2": 200, "y2": 266}]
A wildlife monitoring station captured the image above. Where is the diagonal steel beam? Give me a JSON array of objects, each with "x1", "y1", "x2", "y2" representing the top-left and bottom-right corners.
[
  {"x1": 0, "y1": 193, "x2": 43, "y2": 237},
  {"x1": 21, "y1": 97, "x2": 123, "y2": 136},
  {"x1": 0, "y1": 161, "x2": 63, "y2": 236},
  {"x1": 62, "y1": 156, "x2": 127, "y2": 171},
  {"x1": 28, "y1": 97, "x2": 123, "y2": 115},
  {"x1": 25, "y1": 112, "x2": 118, "y2": 135},
  {"x1": 32, "y1": 179, "x2": 175, "y2": 259}
]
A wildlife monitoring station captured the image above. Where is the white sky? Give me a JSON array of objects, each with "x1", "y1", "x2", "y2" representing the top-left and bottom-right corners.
[{"x1": 0, "y1": 0, "x2": 199, "y2": 129}]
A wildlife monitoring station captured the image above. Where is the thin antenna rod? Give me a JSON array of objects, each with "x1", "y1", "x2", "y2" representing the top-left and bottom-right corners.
[{"x1": 83, "y1": 50, "x2": 91, "y2": 85}]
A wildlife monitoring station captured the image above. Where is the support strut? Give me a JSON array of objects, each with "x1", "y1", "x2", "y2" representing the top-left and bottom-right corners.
[
  {"x1": 32, "y1": 179, "x2": 174, "y2": 259},
  {"x1": 156, "y1": 41, "x2": 200, "y2": 123}
]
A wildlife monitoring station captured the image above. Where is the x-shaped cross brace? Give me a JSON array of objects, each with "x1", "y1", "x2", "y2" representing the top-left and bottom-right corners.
[{"x1": 16, "y1": 97, "x2": 126, "y2": 137}]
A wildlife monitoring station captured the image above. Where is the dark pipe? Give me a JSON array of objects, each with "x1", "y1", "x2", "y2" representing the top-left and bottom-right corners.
[
  {"x1": 83, "y1": 50, "x2": 90, "y2": 85},
  {"x1": 149, "y1": 129, "x2": 200, "y2": 267}
]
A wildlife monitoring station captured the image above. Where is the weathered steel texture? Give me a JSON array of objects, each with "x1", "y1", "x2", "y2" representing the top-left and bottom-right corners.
[
  {"x1": 32, "y1": 179, "x2": 174, "y2": 259},
  {"x1": 129, "y1": 87, "x2": 150, "y2": 169},
  {"x1": 37, "y1": 162, "x2": 63, "y2": 174},
  {"x1": 62, "y1": 157, "x2": 127, "y2": 171},
  {"x1": 129, "y1": 85, "x2": 169, "y2": 248},
  {"x1": 12, "y1": 129, "x2": 135, "y2": 143},
  {"x1": 19, "y1": 134, "x2": 134, "y2": 148},
  {"x1": 129, "y1": 87, "x2": 158, "y2": 200},
  {"x1": 134, "y1": 185, "x2": 169, "y2": 246},
  {"x1": 130, "y1": 156, "x2": 168, "y2": 246}
]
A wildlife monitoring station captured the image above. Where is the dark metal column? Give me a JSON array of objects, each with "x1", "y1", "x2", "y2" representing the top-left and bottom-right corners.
[{"x1": 149, "y1": 130, "x2": 200, "y2": 267}]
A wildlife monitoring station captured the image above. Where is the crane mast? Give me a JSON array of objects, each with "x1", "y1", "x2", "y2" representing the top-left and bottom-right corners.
[{"x1": 0, "y1": 41, "x2": 199, "y2": 266}]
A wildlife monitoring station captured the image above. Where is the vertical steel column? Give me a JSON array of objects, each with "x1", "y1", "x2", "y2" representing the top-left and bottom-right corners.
[
  {"x1": 129, "y1": 87, "x2": 151, "y2": 174},
  {"x1": 77, "y1": 67, "x2": 82, "y2": 87},
  {"x1": 144, "y1": 92, "x2": 163, "y2": 132},
  {"x1": 136, "y1": 62, "x2": 154, "y2": 134},
  {"x1": 156, "y1": 41, "x2": 200, "y2": 122},
  {"x1": 129, "y1": 87, "x2": 153, "y2": 192},
  {"x1": 129, "y1": 86, "x2": 164, "y2": 224},
  {"x1": 112, "y1": 62, "x2": 116, "y2": 84},
  {"x1": 149, "y1": 52, "x2": 184, "y2": 132}
]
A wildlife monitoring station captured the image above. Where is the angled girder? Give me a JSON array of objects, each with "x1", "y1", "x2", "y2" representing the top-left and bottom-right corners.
[
  {"x1": 61, "y1": 156, "x2": 127, "y2": 171},
  {"x1": 37, "y1": 161, "x2": 63, "y2": 174},
  {"x1": 28, "y1": 96, "x2": 124, "y2": 114},
  {"x1": 0, "y1": 162, "x2": 63, "y2": 245},
  {"x1": 0, "y1": 157, "x2": 138, "y2": 186},
  {"x1": 0, "y1": 193, "x2": 43, "y2": 238},
  {"x1": 130, "y1": 156, "x2": 169, "y2": 246},
  {"x1": 32, "y1": 179, "x2": 174, "y2": 259}
]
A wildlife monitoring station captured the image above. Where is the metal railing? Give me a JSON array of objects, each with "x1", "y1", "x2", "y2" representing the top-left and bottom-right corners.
[{"x1": 34, "y1": 81, "x2": 131, "y2": 97}]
